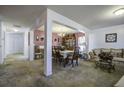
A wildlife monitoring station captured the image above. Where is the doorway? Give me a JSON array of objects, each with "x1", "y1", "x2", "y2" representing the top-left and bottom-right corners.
[{"x1": 5, "y1": 32, "x2": 25, "y2": 61}]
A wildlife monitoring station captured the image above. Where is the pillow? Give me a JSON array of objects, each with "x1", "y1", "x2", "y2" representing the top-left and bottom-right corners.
[{"x1": 93, "y1": 49, "x2": 101, "y2": 56}]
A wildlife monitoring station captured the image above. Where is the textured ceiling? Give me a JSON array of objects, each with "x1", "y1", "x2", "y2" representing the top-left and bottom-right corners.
[
  {"x1": 47, "y1": 5, "x2": 124, "y2": 30},
  {"x1": 0, "y1": 5, "x2": 124, "y2": 30},
  {"x1": 0, "y1": 5, "x2": 46, "y2": 27}
]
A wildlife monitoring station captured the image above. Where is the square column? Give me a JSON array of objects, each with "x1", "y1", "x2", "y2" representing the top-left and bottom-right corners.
[
  {"x1": 0, "y1": 21, "x2": 4, "y2": 64},
  {"x1": 44, "y1": 13, "x2": 52, "y2": 76},
  {"x1": 24, "y1": 31, "x2": 29, "y2": 59},
  {"x1": 29, "y1": 31, "x2": 34, "y2": 61}
]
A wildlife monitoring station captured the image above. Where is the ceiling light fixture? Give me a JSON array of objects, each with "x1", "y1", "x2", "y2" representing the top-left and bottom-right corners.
[
  {"x1": 14, "y1": 29, "x2": 18, "y2": 32},
  {"x1": 114, "y1": 8, "x2": 124, "y2": 15}
]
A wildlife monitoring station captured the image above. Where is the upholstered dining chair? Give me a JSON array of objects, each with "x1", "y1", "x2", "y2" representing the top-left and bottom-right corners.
[
  {"x1": 64, "y1": 47, "x2": 80, "y2": 67},
  {"x1": 55, "y1": 49, "x2": 64, "y2": 65}
]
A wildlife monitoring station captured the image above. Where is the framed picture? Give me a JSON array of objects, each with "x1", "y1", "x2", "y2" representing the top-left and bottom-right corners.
[
  {"x1": 105, "y1": 33, "x2": 117, "y2": 43},
  {"x1": 36, "y1": 36, "x2": 39, "y2": 41},
  {"x1": 54, "y1": 38, "x2": 57, "y2": 42},
  {"x1": 40, "y1": 37, "x2": 44, "y2": 41}
]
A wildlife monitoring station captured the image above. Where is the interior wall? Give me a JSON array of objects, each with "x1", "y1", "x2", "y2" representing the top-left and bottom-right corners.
[
  {"x1": 5, "y1": 33, "x2": 24, "y2": 55},
  {"x1": 34, "y1": 30, "x2": 62, "y2": 47},
  {"x1": 34, "y1": 30, "x2": 44, "y2": 46},
  {"x1": 34, "y1": 30, "x2": 85, "y2": 48},
  {"x1": 89, "y1": 24, "x2": 124, "y2": 51}
]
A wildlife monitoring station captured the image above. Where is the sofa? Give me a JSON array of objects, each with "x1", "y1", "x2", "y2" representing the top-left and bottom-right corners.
[{"x1": 89, "y1": 48, "x2": 124, "y2": 62}]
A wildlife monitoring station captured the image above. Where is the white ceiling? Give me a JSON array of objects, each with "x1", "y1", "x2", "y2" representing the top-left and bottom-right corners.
[
  {"x1": 47, "y1": 5, "x2": 124, "y2": 30},
  {"x1": 38, "y1": 22, "x2": 77, "y2": 33},
  {"x1": 0, "y1": 5, "x2": 124, "y2": 30},
  {"x1": 0, "y1": 5, "x2": 46, "y2": 27}
]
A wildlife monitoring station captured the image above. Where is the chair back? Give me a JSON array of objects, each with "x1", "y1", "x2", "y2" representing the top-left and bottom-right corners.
[{"x1": 72, "y1": 47, "x2": 80, "y2": 60}]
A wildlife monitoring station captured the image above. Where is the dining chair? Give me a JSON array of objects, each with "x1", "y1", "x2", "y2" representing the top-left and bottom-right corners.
[
  {"x1": 55, "y1": 49, "x2": 64, "y2": 65},
  {"x1": 52, "y1": 47, "x2": 58, "y2": 63},
  {"x1": 64, "y1": 47, "x2": 80, "y2": 67},
  {"x1": 71, "y1": 52, "x2": 79, "y2": 67}
]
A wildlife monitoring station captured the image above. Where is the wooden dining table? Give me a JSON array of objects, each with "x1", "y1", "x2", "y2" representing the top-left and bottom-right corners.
[{"x1": 60, "y1": 50, "x2": 74, "y2": 58}]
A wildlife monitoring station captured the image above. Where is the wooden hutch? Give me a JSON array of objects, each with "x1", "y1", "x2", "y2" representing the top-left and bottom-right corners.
[{"x1": 62, "y1": 33, "x2": 76, "y2": 50}]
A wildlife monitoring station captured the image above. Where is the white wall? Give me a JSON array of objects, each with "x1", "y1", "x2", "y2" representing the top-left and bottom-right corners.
[
  {"x1": 89, "y1": 24, "x2": 124, "y2": 51},
  {"x1": 5, "y1": 33, "x2": 24, "y2": 55}
]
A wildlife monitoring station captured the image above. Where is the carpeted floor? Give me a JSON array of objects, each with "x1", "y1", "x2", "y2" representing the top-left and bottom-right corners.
[{"x1": 0, "y1": 55, "x2": 124, "y2": 87}]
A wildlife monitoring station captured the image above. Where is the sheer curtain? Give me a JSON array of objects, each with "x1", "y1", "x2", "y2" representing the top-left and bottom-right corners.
[{"x1": 78, "y1": 36, "x2": 86, "y2": 52}]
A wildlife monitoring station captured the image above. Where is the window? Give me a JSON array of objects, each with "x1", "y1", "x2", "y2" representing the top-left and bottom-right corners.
[{"x1": 78, "y1": 36, "x2": 86, "y2": 52}]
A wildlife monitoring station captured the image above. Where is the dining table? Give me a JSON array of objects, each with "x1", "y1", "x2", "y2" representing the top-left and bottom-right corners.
[{"x1": 60, "y1": 50, "x2": 74, "y2": 58}]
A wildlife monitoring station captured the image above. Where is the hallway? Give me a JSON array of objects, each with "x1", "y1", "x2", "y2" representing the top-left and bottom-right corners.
[{"x1": 5, "y1": 53, "x2": 27, "y2": 62}]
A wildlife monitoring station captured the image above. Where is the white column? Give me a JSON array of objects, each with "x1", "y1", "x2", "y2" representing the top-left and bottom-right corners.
[
  {"x1": 24, "y1": 31, "x2": 29, "y2": 59},
  {"x1": 44, "y1": 11, "x2": 52, "y2": 76},
  {"x1": 4, "y1": 32, "x2": 7, "y2": 58},
  {"x1": 0, "y1": 21, "x2": 4, "y2": 64},
  {"x1": 29, "y1": 31, "x2": 34, "y2": 61}
]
